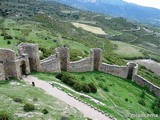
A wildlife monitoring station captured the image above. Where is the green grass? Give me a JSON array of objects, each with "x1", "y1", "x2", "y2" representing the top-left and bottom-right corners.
[
  {"x1": 138, "y1": 66, "x2": 160, "y2": 87},
  {"x1": 32, "y1": 71, "x2": 158, "y2": 120},
  {"x1": 0, "y1": 80, "x2": 85, "y2": 120},
  {"x1": 111, "y1": 41, "x2": 144, "y2": 59},
  {"x1": 0, "y1": 36, "x2": 18, "y2": 50}
]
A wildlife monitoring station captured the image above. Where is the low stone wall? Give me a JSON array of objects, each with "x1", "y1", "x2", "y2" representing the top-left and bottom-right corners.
[
  {"x1": 0, "y1": 63, "x2": 5, "y2": 80},
  {"x1": 133, "y1": 75, "x2": 160, "y2": 96},
  {"x1": 68, "y1": 57, "x2": 93, "y2": 72},
  {"x1": 40, "y1": 55, "x2": 61, "y2": 72},
  {"x1": 99, "y1": 63, "x2": 128, "y2": 78}
]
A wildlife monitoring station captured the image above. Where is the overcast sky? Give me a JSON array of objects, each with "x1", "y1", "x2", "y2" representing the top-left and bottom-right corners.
[{"x1": 123, "y1": 0, "x2": 160, "y2": 9}]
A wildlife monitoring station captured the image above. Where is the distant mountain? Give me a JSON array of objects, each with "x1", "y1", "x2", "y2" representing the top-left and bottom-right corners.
[{"x1": 53, "y1": 0, "x2": 160, "y2": 26}]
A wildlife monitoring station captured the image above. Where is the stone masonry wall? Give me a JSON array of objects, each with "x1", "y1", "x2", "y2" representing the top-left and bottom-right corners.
[
  {"x1": 40, "y1": 54, "x2": 61, "y2": 72},
  {"x1": 133, "y1": 75, "x2": 160, "y2": 96},
  {"x1": 56, "y1": 47, "x2": 70, "y2": 71},
  {"x1": 99, "y1": 63, "x2": 128, "y2": 78},
  {"x1": 68, "y1": 57, "x2": 93, "y2": 72},
  {"x1": 92, "y1": 48, "x2": 102, "y2": 70},
  {"x1": 1, "y1": 43, "x2": 160, "y2": 97},
  {"x1": 18, "y1": 43, "x2": 40, "y2": 71},
  {"x1": 0, "y1": 63, "x2": 5, "y2": 80}
]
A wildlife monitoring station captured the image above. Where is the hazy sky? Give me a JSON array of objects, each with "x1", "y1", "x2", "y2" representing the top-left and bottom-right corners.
[{"x1": 123, "y1": 0, "x2": 160, "y2": 9}]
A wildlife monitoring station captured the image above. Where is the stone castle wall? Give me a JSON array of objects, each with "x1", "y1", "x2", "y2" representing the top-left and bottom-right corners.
[
  {"x1": 0, "y1": 63, "x2": 5, "y2": 80},
  {"x1": 99, "y1": 63, "x2": 128, "y2": 78},
  {"x1": 40, "y1": 54, "x2": 61, "y2": 72},
  {"x1": 0, "y1": 43, "x2": 160, "y2": 96},
  {"x1": 133, "y1": 75, "x2": 160, "y2": 96},
  {"x1": 68, "y1": 57, "x2": 93, "y2": 72},
  {"x1": 0, "y1": 48, "x2": 30, "y2": 79},
  {"x1": 18, "y1": 43, "x2": 40, "y2": 71},
  {"x1": 56, "y1": 47, "x2": 70, "y2": 71}
]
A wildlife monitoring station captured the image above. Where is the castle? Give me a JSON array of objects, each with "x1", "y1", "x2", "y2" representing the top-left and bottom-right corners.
[{"x1": 0, "y1": 43, "x2": 160, "y2": 96}]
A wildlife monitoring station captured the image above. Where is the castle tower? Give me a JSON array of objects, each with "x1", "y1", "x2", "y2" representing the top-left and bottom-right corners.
[
  {"x1": 0, "y1": 49, "x2": 19, "y2": 79},
  {"x1": 56, "y1": 46, "x2": 70, "y2": 71},
  {"x1": 18, "y1": 43, "x2": 40, "y2": 71},
  {"x1": 92, "y1": 48, "x2": 102, "y2": 70},
  {"x1": 127, "y1": 62, "x2": 138, "y2": 80}
]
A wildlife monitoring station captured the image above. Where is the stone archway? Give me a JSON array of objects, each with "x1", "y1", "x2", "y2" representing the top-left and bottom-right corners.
[{"x1": 20, "y1": 61, "x2": 27, "y2": 75}]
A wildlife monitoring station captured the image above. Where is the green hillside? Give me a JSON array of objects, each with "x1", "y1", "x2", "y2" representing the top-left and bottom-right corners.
[
  {"x1": 0, "y1": 1, "x2": 160, "y2": 119},
  {"x1": 0, "y1": 80, "x2": 85, "y2": 120},
  {"x1": 33, "y1": 71, "x2": 159, "y2": 120},
  {"x1": 0, "y1": 0, "x2": 159, "y2": 89}
]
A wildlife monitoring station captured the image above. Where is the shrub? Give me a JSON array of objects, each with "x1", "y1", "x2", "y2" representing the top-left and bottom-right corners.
[
  {"x1": 140, "y1": 91, "x2": 146, "y2": 99},
  {"x1": 13, "y1": 98, "x2": 22, "y2": 103},
  {"x1": 82, "y1": 83, "x2": 91, "y2": 93},
  {"x1": 4, "y1": 35, "x2": 13, "y2": 40},
  {"x1": 61, "y1": 116, "x2": 68, "y2": 120},
  {"x1": 73, "y1": 82, "x2": 82, "y2": 92},
  {"x1": 42, "y1": 109, "x2": 49, "y2": 114},
  {"x1": 56, "y1": 72, "x2": 77, "y2": 87},
  {"x1": 81, "y1": 76, "x2": 85, "y2": 81},
  {"x1": 125, "y1": 98, "x2": 128, "y2": 102},
  {"x1": 7, "y1": 41, "x2": 11, "y2": 44},
  {"x1": 33, "y1": 98, "x2": 38, "y2": 102},
  {"x1": 138, "y1": 99, "x2": 145, "y2": 106},
  {"x1": 55, "y1": 73, "x2": 63, "y2": 80},
  {"x1": 103, "y1": 86, "x2": 109, "y2": 92},
  {"x1": 23, "y1": 103, "x2": 35, "y2": 112},
  {"x1": 88, "y1": 82, "x2": 97, "y2": 93},
  {"x1": 0, "y1": 112, "x2": 9, "y2": 120},
  {"x1": 152, "y1": 97, "x2": 160, "y2": 114}
]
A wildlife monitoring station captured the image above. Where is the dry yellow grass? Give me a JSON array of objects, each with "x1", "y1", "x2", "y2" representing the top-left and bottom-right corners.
[{"x1": 72, "y1": 22, "x2": 107, "y2": 35}]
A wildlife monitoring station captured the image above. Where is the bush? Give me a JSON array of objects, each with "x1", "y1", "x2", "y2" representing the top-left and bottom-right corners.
[
  {"x1": 152, "y1": 97, "x2": 160, "y2": 114},
  {"x1": 103, "y1": 86, "x2": 109, "y2": 92},
  {"x1": 4, "y1": 35, "x2": 13, "y2": 40},
  {"x1": 82, "y1": 83, "x2": 91, "y2": 93},
  {"x1": 140, "y1": 91, "x2": 146, "y2": 99},
  {"x1": 0, "y1": 112, "x2": 9, "y2": 120},
  {"x1": 13, "y1": 98, "x2": 22, "y2": 103},
  {"x1": 42, "y1": 109, "x2": 49, "y2": 114},
  {"x1": 23, "y1": 103, "x2": 35, "y2": 112},
  {"x1": 61, "y1": 116, "x2": 68, "y2": 120},
  {"x1": 138, "y1": 99, "x2": 145, "y2": 106},
  {"x1": 73, "y1": 82, "x2": 82, "y2": 92},
  {"x1": 55, "y1": 73, "x2": 63, "y2": 80},
  {"x1": 125, "y1": 98, "x2": 128, "y2": 102},
  {"x1": 7, "y1": 41, "x2": 11, "y2": 44},
  {"x1": 56, "y1": 72, "x2": 77, "y2": 87},
  {"x1": 81, "y1": 76, "x2": 85, "y2": 81},
  {"x1": 88, "y1": 82, "x2": 97, "y2": 93}
]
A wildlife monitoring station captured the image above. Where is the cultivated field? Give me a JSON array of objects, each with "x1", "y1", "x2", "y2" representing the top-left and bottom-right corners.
[
  {"x1": 72, "y1": 22, "x2": 107, "y2": 35},
  {"x1": 111, "y1": 41, "x2": 144, "y2": 58}
]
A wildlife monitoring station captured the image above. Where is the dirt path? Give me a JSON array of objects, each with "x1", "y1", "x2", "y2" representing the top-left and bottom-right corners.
[{"x1": 23, "y1": 76, "x2": 112, "y2": 120}]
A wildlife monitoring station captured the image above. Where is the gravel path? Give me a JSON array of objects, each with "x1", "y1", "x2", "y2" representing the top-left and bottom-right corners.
[{"x1": 23, "y1": 76, "x2": 112, "y2": 120}]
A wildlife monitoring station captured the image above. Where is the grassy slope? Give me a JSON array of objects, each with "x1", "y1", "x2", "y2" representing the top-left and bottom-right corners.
[
  {"x1": 33, "y1": 72, "x2": 158, "y2": 120},
  {"x1": 0, "y1": 80, "x2": 85, "y2": 120}
]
